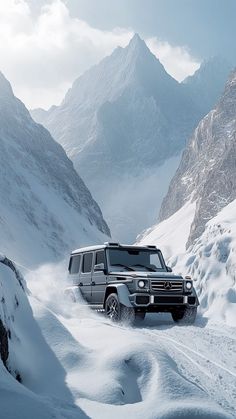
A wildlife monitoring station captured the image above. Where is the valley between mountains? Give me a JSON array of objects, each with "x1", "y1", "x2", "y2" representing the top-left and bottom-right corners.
[{"x1": 0, "y1": 32, "x2": 235, "y2": 419}]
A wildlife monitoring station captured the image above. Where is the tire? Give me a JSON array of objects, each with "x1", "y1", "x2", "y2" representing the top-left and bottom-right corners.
[
  {"x1": 172, "y1": 306, "x2": 197, "y2": 325},
  {"x1": 135, "y1": 312, "x2": 146, "y2": 323},
  {"x1": 105, "y1": 293, "x2": 135, "y2": 325}
]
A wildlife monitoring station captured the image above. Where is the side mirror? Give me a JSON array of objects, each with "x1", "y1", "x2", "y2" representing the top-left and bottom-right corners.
[
  {"x1": 94, "y1": 263, "x2": 105, "y2": 272},
  {"x1": 166, "y1": 266, "x2": 172, "y2": 273}
]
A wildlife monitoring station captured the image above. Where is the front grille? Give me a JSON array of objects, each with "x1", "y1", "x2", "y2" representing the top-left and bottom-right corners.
[
  {"x1": 154, "y1": 296, "x2": 184, "y2": 304},
  {"x1": 151, "y1": 280, "x2": 183, "y2": 292},
  {"x1": 136, "y1": 295, "x2": 150, "y2": 305}
]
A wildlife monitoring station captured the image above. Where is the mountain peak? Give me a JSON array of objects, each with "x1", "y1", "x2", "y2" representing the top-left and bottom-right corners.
[{"x1": 127, "y1": 33, "x2": 149, "y2": 53}]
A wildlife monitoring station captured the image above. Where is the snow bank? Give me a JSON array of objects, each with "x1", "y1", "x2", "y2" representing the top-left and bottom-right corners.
[
  {"x1": 0, "y1": 257, "x2": 87, "y2": 418},
  {"x1": 138, "y1": 199, "x2": 236, "y2": 326},
  {"x1": 170, "y1": 199, "x2": 236, "y2": 326}
]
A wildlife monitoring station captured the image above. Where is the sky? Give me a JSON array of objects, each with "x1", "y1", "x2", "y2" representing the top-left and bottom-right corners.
[{"x1": 0, "y1": 0, "x2": 234, "y2": 109}]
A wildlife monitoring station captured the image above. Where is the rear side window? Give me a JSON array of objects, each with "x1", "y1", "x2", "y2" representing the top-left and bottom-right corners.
[
  {"x1": 95, "y1": 251, "x2": 105, "y2": 265},
  {"x1": 69, "y1": 255, "x2": 81, "y2": 274},
  {"x1": 82, "y1": 253, "x2": 93, "y2": 273}
]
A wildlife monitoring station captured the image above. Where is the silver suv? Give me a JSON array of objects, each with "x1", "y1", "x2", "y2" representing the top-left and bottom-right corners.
[{"x1": 66, "y1": 242, "x2": 199, "y2": 324}]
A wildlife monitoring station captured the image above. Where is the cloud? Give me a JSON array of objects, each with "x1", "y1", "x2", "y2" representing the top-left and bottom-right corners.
[
  {"x1": 0, "y1": 0, "x2": 133, "y2": 108},
  {"x1": 147, "y1": 37, "x2": 200, "y2": 82},
  {"x1": 0, "y1": 0, "x2": 200, "y2": 109}
]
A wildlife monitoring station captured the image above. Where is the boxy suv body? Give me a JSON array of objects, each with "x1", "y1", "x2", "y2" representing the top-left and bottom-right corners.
[{"x1": 66, "y1": 242, "x2": 199, "y2": 324}]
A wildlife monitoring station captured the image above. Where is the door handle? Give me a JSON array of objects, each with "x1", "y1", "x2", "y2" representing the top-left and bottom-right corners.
[
  {"x1": 91, "y1": 281, "x2": 95, "y2": 286},
  {"x1": 79, "y1": 282, "x2": 83, "y2": 286}
]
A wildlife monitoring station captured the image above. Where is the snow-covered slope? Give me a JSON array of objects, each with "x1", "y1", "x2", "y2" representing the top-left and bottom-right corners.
[
  {"x1": 158, "y1": 67, "x2": 236, "y2": 247},
  {"x1": 31, "y1": 34, "x2": 202, "y2": 242},
  {"x1": 171, "y1": 199, "x2": 236, "y2": 326},
  {"x1": 140, "y1": 198, "x2": 236, "y2": 327},
  {"x1": 0, "y1": 72, "x2": 109, "y2": 267},
  {"x1": 0, "y1": 256, "x2": 87, "y2": 418},
  {"x1": 137, "y1": 200, "x2": 196, "y2": 260}
]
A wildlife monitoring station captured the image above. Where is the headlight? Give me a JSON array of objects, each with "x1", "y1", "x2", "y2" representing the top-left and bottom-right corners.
[
  {"x1": 186, "y1": 281, "x2": 192, "y2": 290},
  {"x1": 138, "y1": 280, "x2": 145, "y2": 288}
]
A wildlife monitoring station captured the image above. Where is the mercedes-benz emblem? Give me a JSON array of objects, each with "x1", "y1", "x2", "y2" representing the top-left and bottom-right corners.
[{"x1": 164, "y1": 281, "x2": 172, "y2": 290}]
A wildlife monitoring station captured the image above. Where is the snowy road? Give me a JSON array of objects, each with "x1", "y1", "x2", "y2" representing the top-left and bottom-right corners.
[
  {"x1": 31, "y1": 297, "x2": 235, "y2": 419},
  {"x1": 141, "y1": 318, "x2": 236, "y2": 416},
  {"x1": 23, "y1": 266, "x2": 235, "y2": 419}
]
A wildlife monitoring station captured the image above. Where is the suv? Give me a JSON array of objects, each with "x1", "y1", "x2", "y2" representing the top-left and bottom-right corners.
[{"x1": 66, "y1": 242, "x2": 199, "y2": 324}]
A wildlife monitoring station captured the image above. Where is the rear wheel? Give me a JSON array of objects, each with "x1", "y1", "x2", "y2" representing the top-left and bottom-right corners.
[
  {"x1": 105, "y1": 293, "x2": 135, "y2": 324},
  {"x1": 172, "y1": 306, "x2": 197, "y2": 325}
]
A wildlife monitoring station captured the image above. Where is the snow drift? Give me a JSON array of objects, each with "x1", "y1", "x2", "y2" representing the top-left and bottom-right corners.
[
  {"x1": 139, "y1": 198, "x2": 236, "y2": 326},
  {"x1": 0, "y1": 254, "x2": 234, "y2": 418}
]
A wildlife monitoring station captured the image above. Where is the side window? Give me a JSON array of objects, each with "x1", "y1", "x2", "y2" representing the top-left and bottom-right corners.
[
  {"x1": 69, "y1": 255, "x2": 81, "y2": 274},
  {"x1": 95, "y1": 251, "x2": 105, "y2": 265},
  {"x1": 82, "y1": 253, "x2": 93, "y2": 273}
]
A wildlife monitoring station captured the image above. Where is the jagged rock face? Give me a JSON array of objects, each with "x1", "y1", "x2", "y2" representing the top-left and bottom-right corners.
[
  {"x1": 0, "y1": 319, "x2": 8, "y2": 367},
  {"x1": 0, "y1": 255, "x2": 25, "y2": 371},
  {"x1": 159, "y1": 69, "x2": 236, "y2": 247},
  {"x1": 0, "y1": 72, "x2": 109, "y2": 266}
]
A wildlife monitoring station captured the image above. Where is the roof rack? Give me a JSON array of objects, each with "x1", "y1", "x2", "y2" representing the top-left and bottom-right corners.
[
  {"x1": 146, "y1": 245, "x2": 157, "y2": 249},
  {"x1": 104, "y1": 242, "x2": 120, "y2": 246}
]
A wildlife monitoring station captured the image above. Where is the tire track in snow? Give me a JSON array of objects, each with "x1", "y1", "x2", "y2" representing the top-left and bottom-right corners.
[
  {"x1": 144, "y1": 330, "x2": 236, "y2": 378},
  {"x1": 139, "y1": 326, "x2": 236, "y2": 416}
]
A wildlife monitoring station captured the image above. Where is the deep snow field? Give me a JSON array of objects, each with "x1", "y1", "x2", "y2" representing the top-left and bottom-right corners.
[{"x1": 1, "y1": 260, "x2": 234, "y2": 419}]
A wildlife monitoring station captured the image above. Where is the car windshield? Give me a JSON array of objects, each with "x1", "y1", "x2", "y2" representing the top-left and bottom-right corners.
[{"x1": 107, "y1": 248, "x2": 165, "y2": 272}]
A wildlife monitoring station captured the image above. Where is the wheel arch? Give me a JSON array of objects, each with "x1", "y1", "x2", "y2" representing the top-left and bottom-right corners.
[{"x1": 103, "y1": 284, "x2": 133, "y2": 308}]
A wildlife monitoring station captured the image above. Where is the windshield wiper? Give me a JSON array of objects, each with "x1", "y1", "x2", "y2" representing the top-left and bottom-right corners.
[
  {"x1": 111, "y1": 263, "x2": 135, "y2": 271},
  {"x1": 131, "y1": 264, "x2": 156, "y2": 272}
]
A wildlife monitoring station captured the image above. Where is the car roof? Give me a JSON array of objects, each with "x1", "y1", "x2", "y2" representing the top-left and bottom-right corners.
[{"x1": 71, "y1": 243, "x2": 159, "y2": 255}]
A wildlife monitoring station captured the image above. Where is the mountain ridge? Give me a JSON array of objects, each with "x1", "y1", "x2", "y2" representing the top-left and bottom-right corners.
[{"x1": 0, "y1": 72, "x2": 110, "y2": 267}]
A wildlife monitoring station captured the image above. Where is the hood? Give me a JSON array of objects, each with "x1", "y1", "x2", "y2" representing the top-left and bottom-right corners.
[{"x1": 109, "y1": 271, "x2": 183, "y2": 280}]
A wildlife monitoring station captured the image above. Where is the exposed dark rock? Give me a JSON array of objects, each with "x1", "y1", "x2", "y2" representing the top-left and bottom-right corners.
[
  {"x1": 0, "y1": 318, "x2": 8, "y2": 367},
  {"x1": 159, "y1": 69, "x2": 236, "y2": 248}
]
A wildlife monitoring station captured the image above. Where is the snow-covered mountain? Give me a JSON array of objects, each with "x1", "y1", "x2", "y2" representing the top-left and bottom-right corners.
[
  {"x1": 158, "y1": 68, "x2": 236, "y2": 247},
  {"x1": 138, "y1": 69, "x2": 236, "y2": 325},
  {"x1": 31, "y1": 34, "x2": 204, "y2": 242},
  {"x1": 183, "y1": 56, "x2": 233, "y2": 118},
  {"x1": 0, "y1": 72, "x2": 109, "y2": 268}
]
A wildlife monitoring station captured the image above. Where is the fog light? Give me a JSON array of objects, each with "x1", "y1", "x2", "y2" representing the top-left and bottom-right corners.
[
  {"x1": 138, "y1": 280, "x2": 145, "y2": 288},
  {"x1": 186, "y1": 281, "x2": 192, "y2": 290}
]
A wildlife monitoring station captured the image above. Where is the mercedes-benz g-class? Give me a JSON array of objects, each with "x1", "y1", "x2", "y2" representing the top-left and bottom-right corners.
[{"x1": 66, "y1": 242, "x2": 199, "y2": 324}]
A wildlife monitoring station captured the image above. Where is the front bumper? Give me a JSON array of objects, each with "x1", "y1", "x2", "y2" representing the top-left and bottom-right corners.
[{"x1": 129, "y1": 293, "x2": 198, "y2": 309}]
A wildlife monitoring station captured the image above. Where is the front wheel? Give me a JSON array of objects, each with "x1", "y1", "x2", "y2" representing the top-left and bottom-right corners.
[
  {"x1": 172, "y1": 306, "x2": 197, "y2": 325},
  {"x1": 105, "y1": 293, "x2": 135, "y2": 324}
]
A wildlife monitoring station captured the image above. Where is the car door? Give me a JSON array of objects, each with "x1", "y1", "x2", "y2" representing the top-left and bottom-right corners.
[
  {"x1": 79, "y1": 252, "x2": 94, "y2": 303},
  {"x1": 92, "y1": 250, "x2": 107, "y2": 304}
]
